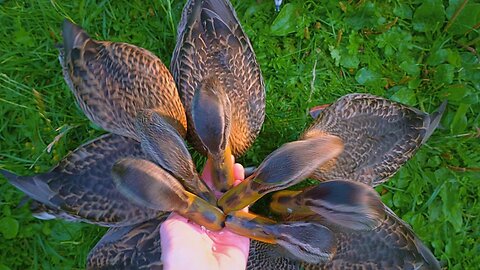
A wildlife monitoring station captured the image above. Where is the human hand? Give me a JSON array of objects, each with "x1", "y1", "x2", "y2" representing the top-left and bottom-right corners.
[{"x1": 160, "y1": 157, "x2": 250, "y2": 270}]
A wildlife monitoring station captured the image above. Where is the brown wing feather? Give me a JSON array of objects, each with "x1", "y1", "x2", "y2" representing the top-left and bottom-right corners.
[
  {"x1": 303, "y1": 94, "x2": 445, "y2": 186},
  {"x1": 2, "y1": 134, "x2": 161, "y2": 226},
  {"x1": 87, "y1": 215, "x2": 167, "y2": 270},
  {"x1": 61, "y1": 20, "x2": 186, "y2": 140},
  {"x1": 246, "y1": 206, "x2": 440, "y2": 270},
  {"x1": 171, "y1": 0, "x2": 265, "y2": 157}
]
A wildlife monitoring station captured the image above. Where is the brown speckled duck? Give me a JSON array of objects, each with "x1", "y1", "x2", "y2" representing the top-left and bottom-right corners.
[
  {"x1": 86, "y1": 215, "x2": 167, "y2": 270},
  {"x1": 257, "y1": 186, "x2": 441, "y2": 270},
  {"x1": 70, "y1": 91, "x2": 444, "y2": 268},
  {"x1": 303, "y1": 93, "x2": 447, "y2": 186},
  {"x1": 60, "y1": 20, "x2": 186, "y2": 140},
  {"x1": 1, "y1": 134, "x2": 158, "y2": 226},
  {"x1": 171, "y1": 0, "x2": 265, "y2": 192},
  {"x1": 1, "y1": 20, "x2": 215, "y2": 226},
  {"x1": 219, "y1": 94, "x2": 446, "y2": 213}
]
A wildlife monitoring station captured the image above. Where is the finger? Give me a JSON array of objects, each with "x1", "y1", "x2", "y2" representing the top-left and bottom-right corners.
[
  {"x1": 210, "y1": 230, "x2": 250, "y2": 269},
  {"x1": 201, "y1": 159, "x2": 213, "y2": 188},
  {"x1": 233, "y1": 163, "x2": 244, "y2": 183},
  {"x1": 161, "y1": 213, "x2": 215, "y2": 270}
]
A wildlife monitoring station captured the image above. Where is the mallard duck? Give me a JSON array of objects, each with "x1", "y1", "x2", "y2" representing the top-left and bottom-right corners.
[
  {"x1": 61, "y1": 20, "x2": 215, "y2": 200},
  {"x1": 2, "y1": 20, "x2": 216, "y2": 224},
  {"x1": 263, "y1": 193, "x2": 441, "y2": 270},
  {"x1": 87, "y1": 215, "x2": 167, "y2": 270},
  {"x1": 218, "y1": 134, "x2": 344, "y2": 213},
  {"x1": 1, "y1": 134, "x2": 159, "y2": 226},
  {"x1": 219, "y1": 94, "x2": 446, "y2": 213},
  {"x1": 302, "y1": 94, "x2": 446, "y2": 186},
  {"x1": 225, "y1": 211, "x2": 335, "y2": 264},
  {"x1": 271, "y1": 180, "x2": 385, "y2": 231},
  {"x1": 135, "y1": 110, "x2": 215, "y2": 203},
  {"x1": 61, "y1": 19, "x2": 186, "y2": 140},
  {"x1": 171, "y1": 0, "x2": 265, "y2": 192},
  {"x1": 83, "y1": 208, "x2": 439, "y2": 270},
  {"x1": 112, "y1": 158, "x2": 225, "y2": 231}
]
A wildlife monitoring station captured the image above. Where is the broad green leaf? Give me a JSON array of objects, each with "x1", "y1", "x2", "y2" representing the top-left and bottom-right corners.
[
  {"x1": 434, "y1": 64, "x2": 455, "y2": 84},
  {"x1": 329, "y1": 46, "x2": 341, "y2": 66},
  {"x1": 446, "y1": 2, "x2": 480, "y2": 35},
  {"x1": 270, "y1": 3, "x2": 300, "y2": 36},
  {"x1": 394, "y1": 3, "x2": 413, "y2": 19},
  {"x1": 390, "y1": 86, "x2": 417, "y2": 106},
  {"x1": 447, "y1": 49, "x2": 462, "y2": 67},
  {"x1": 400, "y1": 60, "x2": 420, "y2": 76},
  {"x1": 0, "y1": 217, "x2": 19, "y2": 239},
  {"x1": 427, "y1": 49, "x2": 448, "y2": 66},
  {"x1": 427, "y1": 156, "x2": 442, "y2": 167},
  {"x1": 393, "y1": 190, "x2": 412, "y2": 208},
  {"x1": 345, "y1": 2, "x2": 378, "y2": 30},
  {"x1": 340, "y1": 53, "x2": 359, "y2": 69},
  {"x1": 413, "y1": 0, "x2": 445, "y2": 32},
  {"x1": 439, "y1": 85, "x2": 471, "y2": 102},
  {"x1": 458, "y1": 53, "x2": 480, "y2": 89},
  {"x1": 408, "y1": 78, "x2": 422, "y2": 89},
  {"x1": 355, "y1": 67, "x2": 385, "y2": 88},
  {"x1": 440, "y1": 182, "x2": 463, "y2": 232},
  {"x1": 429, "y1": 201, "x2": 442, "y2": 221},
  {"x1": 462, "y1": 92, "x2": 479, "y2": 105}
]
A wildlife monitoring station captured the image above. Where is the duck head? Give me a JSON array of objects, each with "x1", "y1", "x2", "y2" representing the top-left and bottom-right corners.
[
  {"x1": 218, "y1": 135, "x2": 344, "y2": 213},
  {"x1": 271, "y1": 180, "x2": 385, "y2": 231},
  {"x1": 112, "y1": 158, "x2": 224, "y2": 231},
  {"x1": 135, "y1": 109, "x2": 215, "y2": 203},
  {"x1": 225, "y1": 211, "x2": 336, "y2": 264},
  {"x1": 192, "y1": 77, "x2": 235, "y2": 193}
]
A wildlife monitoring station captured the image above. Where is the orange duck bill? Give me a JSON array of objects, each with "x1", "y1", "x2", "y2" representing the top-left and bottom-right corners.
[
  {"x1": 112, "y1": 158, "x2": 225, "y2": 231},
  {"x1": 218, "y1": 134, "x2": 344, "y2": 213},
  {"x1": 225, "y1": 211, "x2": 336, "y2": 264}
]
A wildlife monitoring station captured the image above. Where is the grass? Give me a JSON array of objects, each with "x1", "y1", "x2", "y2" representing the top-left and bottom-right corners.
[{"x1": 0, "y1": 0, "x2": 478, "y2": 269}]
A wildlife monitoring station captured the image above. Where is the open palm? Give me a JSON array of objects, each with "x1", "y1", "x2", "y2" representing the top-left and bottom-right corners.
[{"x1": 160, "y1": 158, "x2": 250, "y2": 270}]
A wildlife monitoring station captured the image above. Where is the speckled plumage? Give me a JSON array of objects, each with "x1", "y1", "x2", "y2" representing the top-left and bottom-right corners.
[
  {"x1": 61, "y1": 20, "x2": 187, "y2": 140},
  {"x1": 87, "y1": 215, "x2": 167, "y2": 270},
  {"x1": 246, "y1": 206, "x2": 440, "y2": 270},
  {"x1": 302, "y1": 94, "x2": 446, "y2": 186},
  {"x1": 1, "y1": 134, "x2": 161, "y2": 226},
  {"x1": 171, "y1": 0, "x2": 265, "y2": 157},
  {"x1": 84, "y1": 204, "x2": 439, "y2": 270}
]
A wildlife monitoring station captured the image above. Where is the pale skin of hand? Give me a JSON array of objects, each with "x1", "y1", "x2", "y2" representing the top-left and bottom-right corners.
[{"x1": 160, "y1": 157, "x2": 250, "y2": 270}]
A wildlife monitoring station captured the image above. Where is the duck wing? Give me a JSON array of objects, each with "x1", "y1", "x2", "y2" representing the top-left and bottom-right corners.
[{"x1": 1, "y1": 134, "x2": 160, "y2": 226}]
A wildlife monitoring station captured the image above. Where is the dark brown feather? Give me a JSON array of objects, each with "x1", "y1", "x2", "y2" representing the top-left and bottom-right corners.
[
  {"x1": 86, "y1": 215, "x2": 167, "y2": 270},
  {"x1": 2, "y1": 134, "x2": 160, "y2": 226},
  {"x1": 171, "y1": 0, "x2": 265, "y2": 157},
  {"x1": 302, "y1": 94, "x2": 446, "y2": 186},
  {"x1": 61, "y1": 20, "x2": 187, "y2": 140}
]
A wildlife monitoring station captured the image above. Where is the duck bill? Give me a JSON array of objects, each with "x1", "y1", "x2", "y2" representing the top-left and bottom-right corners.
[
  {"x1": 191, "y1": 175, "x2": 217, "y2": 205},
  {"x1": 224, "y1": 211, "x2": 277, "y2": 244},
  {"x1": 270, "y1": 190, "x2": 306, "y2": 215},
  {"x1": 180, "y1": 191, "x2": 226, "y2": 231},
  {"x1": 209, "y1": 145, "x2": 235, "y2": 193},
  {"x1": 217, "y1": 179, "x2": 262, "y2": 214}
]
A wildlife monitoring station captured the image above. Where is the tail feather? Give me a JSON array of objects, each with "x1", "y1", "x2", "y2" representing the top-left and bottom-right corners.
[
  {"x1": 384, "y1": 206, "x2": 441, "y2": 270},
  {"x1": 186, "y1": 0, "x2": 239, "y2": 38},
  {"x1": 62, "y1": 19, "x2": 90, "y2": 53},
  {"x1": 201, "y1": 0, "x2": 238, "y2": 27},
  {"x1": 1, "y1": 170, "x2": 57, "y2": 209},
  {"x1": 422, "y1": 100, "x2": 447, "y2": 143}
]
